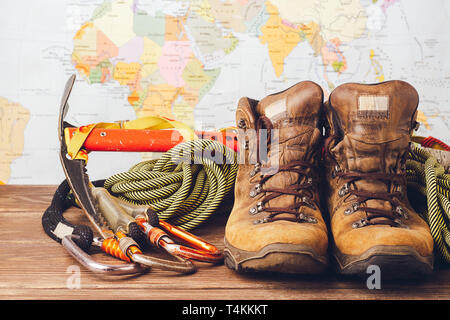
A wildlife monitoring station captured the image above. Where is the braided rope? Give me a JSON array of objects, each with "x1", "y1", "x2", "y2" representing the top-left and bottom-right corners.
[
  {"x1": 104, "y1": 139, "x2": 238, "y2": 231},
  {"x1": 407, "y1": 145, "x2": 450, "y2": 264}
]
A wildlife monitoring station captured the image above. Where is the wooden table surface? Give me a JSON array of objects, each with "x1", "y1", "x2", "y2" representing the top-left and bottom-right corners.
[{"x1": 0, "y1": 185, "x2": 449, "y2": 300}]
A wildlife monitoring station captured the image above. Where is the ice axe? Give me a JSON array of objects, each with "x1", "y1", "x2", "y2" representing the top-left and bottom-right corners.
[{"x1": 56, "y1": 74, "x2": 196, "y2": 274}]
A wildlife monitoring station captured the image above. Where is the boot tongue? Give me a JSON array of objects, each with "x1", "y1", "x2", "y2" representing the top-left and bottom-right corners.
[
  {"x1": 329, "y1": 81, "x2": 419, "y2": 215},
  {"x1": 329, "y1": 81, "x2": 419, "y2": 174},
  {"x1": 256, "y1": 87, "x2": 322, "y2": 165},
  {"x1": 254, "y1": 86, "x2": 322, "y2": 212}
]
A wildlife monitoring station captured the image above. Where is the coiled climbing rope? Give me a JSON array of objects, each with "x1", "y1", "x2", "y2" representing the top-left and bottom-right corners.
[
  {"x1": 407, "y1": 143, "x2": 450, "y2": 264},
  {"x1": 104, "y1": 139, "x2": 238, "y2": 231}
]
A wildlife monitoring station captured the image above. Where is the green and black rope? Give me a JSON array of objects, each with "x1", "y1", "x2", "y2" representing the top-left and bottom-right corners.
[
  {"x1": 104, "y1": 139, "x2": 238, "y2": 231},
  {"x1": 407, "y1": 145, "x2": 450, "y2": 264}
]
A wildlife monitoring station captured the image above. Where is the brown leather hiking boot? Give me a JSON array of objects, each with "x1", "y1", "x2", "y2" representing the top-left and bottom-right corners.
[
  {"x1": 224, "y1": 81, "x2": 328, "y2": 274},
  {"x1": 323, "y1": 80, "x2": 434, "y2": 278}
]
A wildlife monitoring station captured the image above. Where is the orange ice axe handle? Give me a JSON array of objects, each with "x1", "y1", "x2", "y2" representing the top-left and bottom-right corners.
[{"x1": 65, "y1": 128, "x2": 238, "y2": 152}]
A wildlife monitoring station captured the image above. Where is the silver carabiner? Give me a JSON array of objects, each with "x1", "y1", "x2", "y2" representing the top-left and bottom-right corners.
[{"x1": 61, "y1": 235, "x2": 146, "y2": 276}]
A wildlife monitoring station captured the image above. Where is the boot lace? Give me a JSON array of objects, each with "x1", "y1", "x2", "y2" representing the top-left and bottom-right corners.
[
  {"x1": 325, "y1": 136, "x2": 408, "y2": 228},
  {"x1": 250, "y1": 116, "x2": 318, "y2": 224}
]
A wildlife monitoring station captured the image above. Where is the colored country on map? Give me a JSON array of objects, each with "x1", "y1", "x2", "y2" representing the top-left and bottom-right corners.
[
  {"x1": 0, "y1": 97, "x2": 30, "y2": 184},
  {"x1": 259, "y1": 0, "x2": 365, "y2": 84},
  {"x1": 72, "y1": 0, "x2": 262, "y2": 123},
  {"x1": 261, "y1": 0, "x2": 368, "y2": 85},
  {"x1": 258, "y1": 1, "x2": 302, "y2": 77},
  {"x1": 72, "y1": 0, "x2": 388, "y2": 121}
]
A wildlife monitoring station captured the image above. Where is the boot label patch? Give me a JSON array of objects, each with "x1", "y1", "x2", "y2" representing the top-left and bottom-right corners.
[{"x1": 357, "y1": 95, "x2": 389, "y2": 119}]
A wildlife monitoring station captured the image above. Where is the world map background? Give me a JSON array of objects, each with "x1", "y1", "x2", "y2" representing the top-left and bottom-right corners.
[{"x1": 0, "y1": 0, "x2": 449, "y2": 184}]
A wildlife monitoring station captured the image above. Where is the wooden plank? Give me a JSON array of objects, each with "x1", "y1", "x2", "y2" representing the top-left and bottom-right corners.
[{"x1": 0, "y1": 185, "x2": 449, "y2": 300}]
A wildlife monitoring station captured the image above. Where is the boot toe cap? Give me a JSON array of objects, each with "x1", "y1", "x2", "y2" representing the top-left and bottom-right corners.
[{"x1": 225, "y1": 219, "x2": 328, "y2": 256}]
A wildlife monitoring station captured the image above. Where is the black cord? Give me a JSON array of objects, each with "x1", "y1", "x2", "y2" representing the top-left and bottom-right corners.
[
  {"x1": 41, "y1": 179, "x2": 104, "y2": 252},
  {"x1": 42, "y1": 179, "x2": 149, "y2": 251}
]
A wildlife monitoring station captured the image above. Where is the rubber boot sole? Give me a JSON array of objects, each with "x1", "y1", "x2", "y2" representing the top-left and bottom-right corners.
[
  {"x1": 224, "y1": 238, "x2": 328, "y2": 274},
  {"x1": 333, "y1": 245, "x2": 434, "y2": 279}
]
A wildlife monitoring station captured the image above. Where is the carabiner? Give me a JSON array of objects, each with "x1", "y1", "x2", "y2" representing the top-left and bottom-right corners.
[
  {"x1": 135, "y1": 217, "x2": 224, "y2": 264},
  {"x1": 61, "y1": 235, "x2": 145, "y2": 275},
  {"x1": 114, "y1": 230, "x2": 196, "y2": 274},
  {"x1": 107, "y1": 193, "x2": 223, "y2": 264}
]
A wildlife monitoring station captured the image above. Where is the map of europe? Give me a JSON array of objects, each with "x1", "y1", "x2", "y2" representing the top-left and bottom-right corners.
[{"x1": 0, "y1": 0, "x2": 449, "y2": 184}]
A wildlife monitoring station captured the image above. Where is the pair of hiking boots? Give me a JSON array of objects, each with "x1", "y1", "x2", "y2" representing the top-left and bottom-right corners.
[{"x1": 224, "y1": 80, "x2": 434, "y2": 278}]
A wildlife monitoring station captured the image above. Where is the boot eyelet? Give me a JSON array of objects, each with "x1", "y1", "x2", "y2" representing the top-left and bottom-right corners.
[
  {"x1": 297, "y1": 213, "x2": 317, "y2": 224},
  {"x1": 352, "y1": 219, "x2": 368, "y2": 229},
  {"x1": 238, "y1": 118, "x2": 247, "y2": 129},
  {"x1": 331, "y1": 165, "x2": 341, "y2": 178},
  {"x1": 344, "y1": 202, "x2": 359, "y2": 215},
  {"x1": 306, "y1": 216, "x2": 317, "y2": 224},
  {"x1": 250, "y1": 163, "x2": 261, "y2": 177},
  {"x1": 256, "y1": 201, "x2": 264, "y2": 211},
  {"x1": 338, "y1": 183, "x2": 349, "y2": 197},
  {"x1": 249, "y1": 202, "x2": 264, "y2": 215},
  {"x1": 249, "y1": 184, "x2": 261, "y2": 197},
  {"x1": 396, "y1": 206, "x2": 408, "y2": 219},
  {"x1": 302, "y1": 196, "x2": 316, "y2": 209},
  {"x1": 253, "y1": 217, "x2": 269, "y2": 224}
]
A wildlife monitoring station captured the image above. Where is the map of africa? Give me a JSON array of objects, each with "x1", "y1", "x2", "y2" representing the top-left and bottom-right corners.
[{"x1": 0, "y1": 0, "x2": 449, "y2": 184}]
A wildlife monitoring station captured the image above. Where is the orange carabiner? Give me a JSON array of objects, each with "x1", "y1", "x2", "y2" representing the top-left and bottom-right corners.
[
  {"x1": 135, "y1": 217, "x2": 223, "y2": 264},
  {"x1": 159, "y1": 221, "x2": 222, "y2": 255}
]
